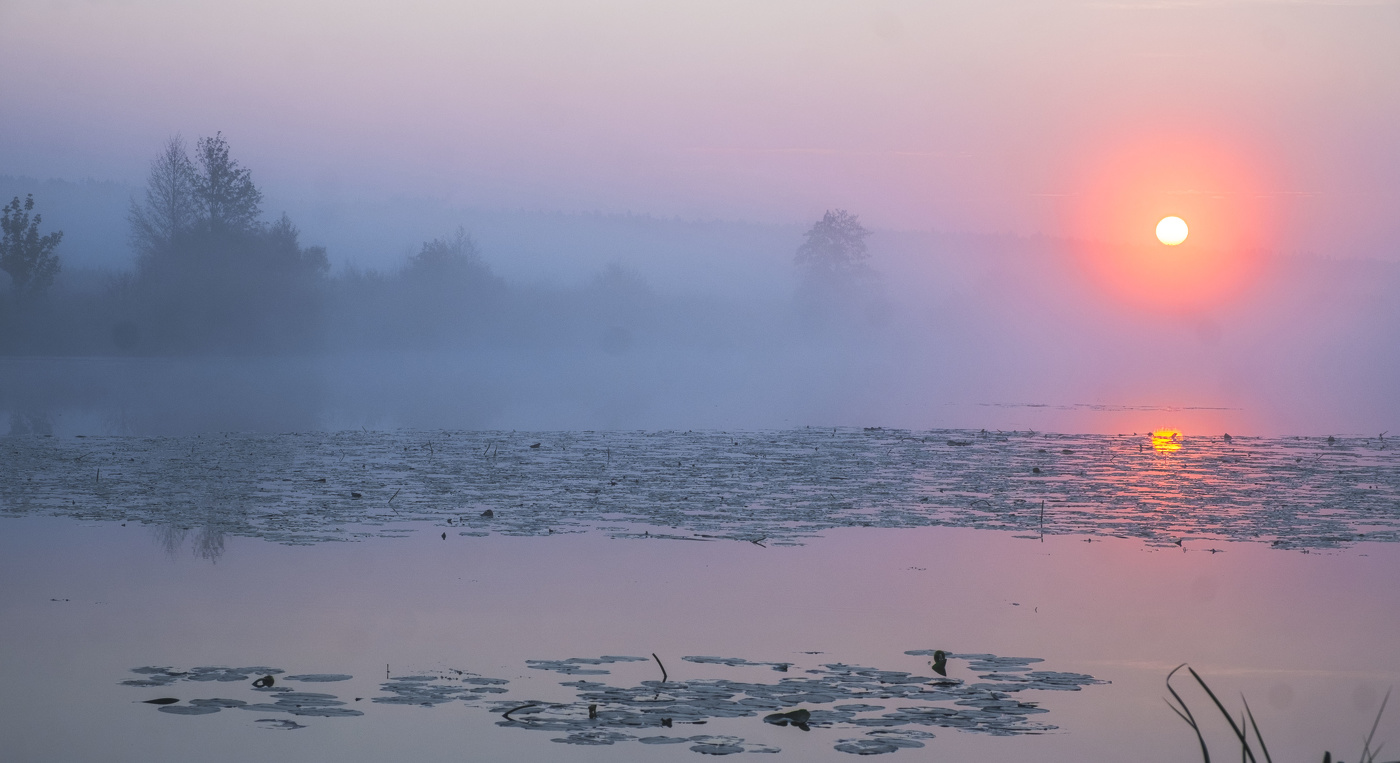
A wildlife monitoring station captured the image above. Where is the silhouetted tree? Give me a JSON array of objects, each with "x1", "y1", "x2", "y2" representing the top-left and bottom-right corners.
[
  {"x1": 794, "y1": 209, "x2": 871, "y2": 283},
  {"x1": 793, "y1": 209, "x2": 886, "y2": 328},
  {"x1": 403, "y1": 227, "x2": 485, "y2": 282},
  {"x1": 1, "y1": 194, "x2": 63, "y2": 298},
  {"x1": 128, "y1": 135, "x2": 198, "y2": 260},
  {"x1": 124, "y1": 134, "x2": 328, "y2": 353},
  {"x1": 396, "y1": 227, "x2": 504, "y2": 345},
  {"x1": 193, "y1": 132, "x2": 262, "y2": 235}
]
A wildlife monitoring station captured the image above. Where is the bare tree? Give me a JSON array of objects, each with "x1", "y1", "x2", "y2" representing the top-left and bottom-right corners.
[
  {"x1": 129, "y1": 135, "x2": 199, "y2": 259},
  {"x1": 1, "y1": 194, "x2": 63, "y2": 298}
]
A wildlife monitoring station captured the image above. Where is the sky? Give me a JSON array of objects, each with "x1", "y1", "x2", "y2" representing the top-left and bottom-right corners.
[
  {"x1": 2, "y1": 0, "x2": 1399, "y2": 436},
  {"x1": 2, "y1": 0, "x2": 1398, "y2": 259}
]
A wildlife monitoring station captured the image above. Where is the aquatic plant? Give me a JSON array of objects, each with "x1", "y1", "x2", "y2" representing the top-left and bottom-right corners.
[
  {"x1": 123, "y1": 651, "x2": 1108, "y2": 755},
  {"x1": 1167, "y1": 664, "x2": 1396, "y2": 763},
  {"x1": 8, "y1": 429, "x2": 1396, "y2": 552}
]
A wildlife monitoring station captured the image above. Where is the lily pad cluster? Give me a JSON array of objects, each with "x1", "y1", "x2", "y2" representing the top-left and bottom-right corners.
[
  {"x1": 686, "y1": 655, "x2": 793, "y2": 672},
  {"x1": 124, "y1": 666, "x2": 362, "y2": 719},
  {"x1": 122, "y1": 665, "x2": 286, "y2": 687},
  {"x1": 123, "y1": 651, "x2": 1106, "y2": 753},
  {"x1": 487, "y1": 651, "x2": 1105, "y2": 755},
  {"x1": 7, "y1": 429, "x2": 1398, "y2": 552},
  {"x1": 373, "y1": 674, "x2": 509, "y2": 705},
  {"x1": 525, "y1": 655, "x2": 651, "y2": 675}
]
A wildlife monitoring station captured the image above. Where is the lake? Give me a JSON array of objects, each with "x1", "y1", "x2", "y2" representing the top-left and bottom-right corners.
[{"x1": 2, "y1": 428, "x2": 1398, "y2": 761}]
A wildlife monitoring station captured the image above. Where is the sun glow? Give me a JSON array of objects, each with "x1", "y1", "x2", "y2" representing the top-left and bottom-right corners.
[
  {"x1": 1156, "y1": 216, "x2": 1188, "y2": 246},
  {"x1": 1071, "y1": 136, "x2": 1273, "y2": 311},
  {"x1": 1151, "y1": 430, "x2": 1183, "y2": 452}
]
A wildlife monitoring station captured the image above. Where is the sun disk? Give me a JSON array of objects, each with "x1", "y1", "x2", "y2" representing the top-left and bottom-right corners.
[{"x1": 1156, "y1": 216, "x2": 1188, "y2": 246}]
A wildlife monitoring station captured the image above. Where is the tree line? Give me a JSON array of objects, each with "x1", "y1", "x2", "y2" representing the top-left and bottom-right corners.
[{"x1": 1, "y1": 133, "x2": 878, "y2": 355}]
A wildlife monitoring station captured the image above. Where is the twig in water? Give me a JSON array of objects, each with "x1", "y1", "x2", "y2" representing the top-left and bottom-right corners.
[
  {"x1": 503, "y1": 703, "x2": 537, "y2": 722},
  {"x1": 388, "y1": 488, "x2": 400, "y2": 504},
  {"x1": 652, "y1": 653, "x2": 668, "y2": 683}
]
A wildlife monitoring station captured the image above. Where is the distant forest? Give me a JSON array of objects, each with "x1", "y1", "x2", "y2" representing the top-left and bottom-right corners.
[{"x1": 0, "y1": 135, "x2": 882, "y2": 357}]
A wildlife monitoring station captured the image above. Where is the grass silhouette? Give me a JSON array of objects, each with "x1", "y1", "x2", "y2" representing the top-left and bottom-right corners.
[{"x1": 1167, "y1": 664, "x2": 1395, "y2": 763}]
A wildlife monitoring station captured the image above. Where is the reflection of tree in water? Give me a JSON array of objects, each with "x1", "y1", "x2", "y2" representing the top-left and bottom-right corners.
[
  {"x1": 192, "y1": 523, "x2": 226, "y2": 561},
  {"x1": 154, "y1": 506, "x2": 236, "y2": 562},
  {"x1": 154, "y1": 523, "x2": 188, "y2": 558}
]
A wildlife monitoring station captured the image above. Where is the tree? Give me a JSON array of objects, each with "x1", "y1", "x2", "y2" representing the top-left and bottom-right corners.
[
  {"x1": 124, "y1": 134, "x2": 329, "y2": 352},
  {"x1": 394, "y1": 227, "x2": 503, "y2": 346},
  {"x1": 262, "y1": 213, "x2": 330, "y2": 279},
  {"x1": 193, "y1": 132, "x2": 262, "y2": 235},
  {"x1": 129, "y1": 135, "x2": 199, "y2": 259},
  {"x1": 1, "y1": 194, "x2": 63, "y2": 298},
  {"x1": 794, "y1": 209, "x2": 872, "y2": 282},
  {"x1": 404, "y1": 227, "x2": 485, "y2": 280}
]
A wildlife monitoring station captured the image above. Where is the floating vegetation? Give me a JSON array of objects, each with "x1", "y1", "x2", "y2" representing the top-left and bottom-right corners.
[
  {"x1": 491, "y1": 651, "x2": 1104, "y2": 754},
  {"x1": 122, "y1": 666, "x2": 283, "y2": 687},
  {"x1": 255, "y1": 718, "x2": 306, "y2": 730},
  {"x1": 526, "y1": 656, "x2": 650, "y2": 675},
  {"x1": 157, "y1": 704, "x2": 221, "y2": 715},
  {"x1": 550, "y1": 729, "x2": 635, "y2": 746},
  {"x1": 833, "y1": 729, "x2": 935, "y2": 755},
  {"x1": 6, "y1": 429, "x2": 1398, "y2": 552},
  {"x1": 764, "y1": 708, "x2": 811, "y2": 729},
  {"x1": 686, "y1": 655, "x2": 793, "y2": 672},
  {"x1": 122, "y1": 651, "x2": 1105, "y2": 754},
  {"x1": 374, "y1": 673, "x2": 510, "y2": 706}
]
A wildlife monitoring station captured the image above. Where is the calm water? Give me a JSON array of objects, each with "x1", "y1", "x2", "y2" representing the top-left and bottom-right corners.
[{"x1": 3, "y1": 429, "x2": 1399, "y2": 761}]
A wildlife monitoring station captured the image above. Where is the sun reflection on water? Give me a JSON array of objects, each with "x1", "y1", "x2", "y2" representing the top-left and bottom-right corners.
[{"x1": 1152, "y1": 429, "x2": 1183, "y2": 452}]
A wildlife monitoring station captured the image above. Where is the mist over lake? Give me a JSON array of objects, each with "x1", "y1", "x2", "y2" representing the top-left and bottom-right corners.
[{"x1": 4, "y1": 1, "x2": 1400, "y2": 761}]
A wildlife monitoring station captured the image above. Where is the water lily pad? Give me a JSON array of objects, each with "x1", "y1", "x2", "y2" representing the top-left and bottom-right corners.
[
  {"x1": 688, "y1": 736, "x2": 747, "y2": 755},
  {"x1": 190, "y1": 698, "x2": 247, "y2": 708},
  {"x1": 254, "y1": 718, "x2": 306, "y2": 730},
  {"x1": 551, "y1": 730, "x2": 635, "y2": 745},
  {"x1": 157, "y1": 705, "x2": 221, "y2": 715}
]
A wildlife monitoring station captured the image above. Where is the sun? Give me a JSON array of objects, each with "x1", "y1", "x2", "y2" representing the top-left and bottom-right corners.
[{"x1": 1156, "y1": 216, "x2": 1188, "y2": 246}]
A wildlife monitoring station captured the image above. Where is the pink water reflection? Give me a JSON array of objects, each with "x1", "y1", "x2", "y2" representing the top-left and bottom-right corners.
[{"x1": 2, "y1": 516, "x2": 1397, "y2": 761}]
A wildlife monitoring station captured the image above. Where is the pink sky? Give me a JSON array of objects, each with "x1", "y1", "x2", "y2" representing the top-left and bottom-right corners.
[{"x1": 2, "y1": 0, "x2": 1397, "y2": 257}]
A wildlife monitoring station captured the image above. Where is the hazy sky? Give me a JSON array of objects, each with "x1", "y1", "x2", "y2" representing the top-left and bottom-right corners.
[{"x1": 3, "y1": 0, "x2": 1397, "y2": 259}]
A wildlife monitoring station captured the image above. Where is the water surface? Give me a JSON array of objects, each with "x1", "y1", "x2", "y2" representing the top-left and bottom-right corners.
[{"x1": 2, "y1": 429, "x2": 1398, "y2": 761}]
